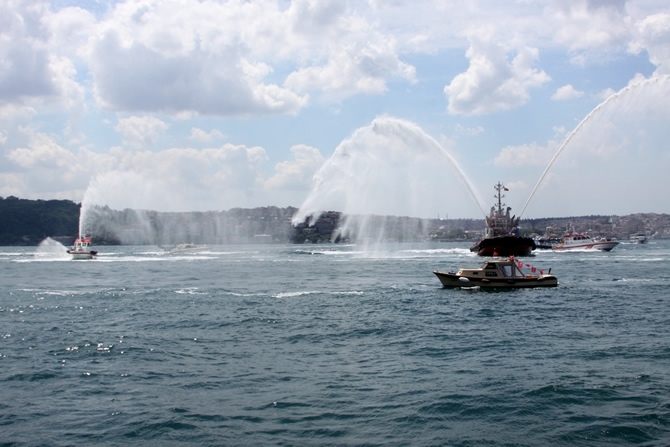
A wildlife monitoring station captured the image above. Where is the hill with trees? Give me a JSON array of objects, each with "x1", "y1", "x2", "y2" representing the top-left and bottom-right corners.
[{"x1": 0, "y1": 196, "x2": 80, "y2": 246}]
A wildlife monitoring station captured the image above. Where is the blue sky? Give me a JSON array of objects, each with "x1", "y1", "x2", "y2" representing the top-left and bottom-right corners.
[{"x1": 2, "y1": 0, "x2": 670, "y2": 220}]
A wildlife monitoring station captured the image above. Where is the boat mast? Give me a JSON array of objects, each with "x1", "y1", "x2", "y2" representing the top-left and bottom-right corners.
[{"x1": 495, "y1": 182, "x2": 505, "y2": 215}]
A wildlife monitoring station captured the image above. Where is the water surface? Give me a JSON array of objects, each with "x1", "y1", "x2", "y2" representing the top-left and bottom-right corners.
[{"x1": 2, "y1": 241, "x2": 669, "y2": 445}]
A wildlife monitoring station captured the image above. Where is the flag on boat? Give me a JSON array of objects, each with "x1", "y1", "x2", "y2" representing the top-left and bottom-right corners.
[{"x1": 516, "y1": 259, "x2": 544, "y2": 275}]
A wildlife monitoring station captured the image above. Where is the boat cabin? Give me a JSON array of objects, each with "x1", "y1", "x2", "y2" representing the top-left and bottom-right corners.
[
  {"x1": 434, "y1": 257, "x2": 556, "y2": 288},
  {"x1": 458, "y1": 260, "x2": 538, "y2": 279}
]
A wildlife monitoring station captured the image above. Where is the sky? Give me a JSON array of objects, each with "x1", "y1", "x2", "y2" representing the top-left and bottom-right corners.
[{"x1": 2, "y1": 0, "x2": 670, "y2": 220}]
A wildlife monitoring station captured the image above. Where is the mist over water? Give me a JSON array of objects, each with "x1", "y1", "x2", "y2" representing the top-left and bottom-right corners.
[
  {"x1": 78, "y1": 172, "x2": 159, "y2": 242},
  {"x1": 514, "y1": 76, "x2": 670, "y2": 218},
  {"x1": 34, "y1": 237, "x2": 69, "y2": 259},
  {"x1": 72, "y1": 77, "x2": 670, "y2": 244},
  {"x1": 520, "y1": 75, "x2": 670, "y2": 218},
  {"x1": 291, "y1": 116, "x2": 486, "y2": 244},
  {"x1": 292, "y1": 76, "x2": 670, "y2": 236},
  {"x1": 78, "y1": 173, "x2": 233, "y2": 245}
]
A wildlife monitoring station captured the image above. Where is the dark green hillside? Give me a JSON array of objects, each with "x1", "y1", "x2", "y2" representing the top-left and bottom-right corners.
[{"x1": 0, "y1": 196, "x2": 80, "y2": 246}]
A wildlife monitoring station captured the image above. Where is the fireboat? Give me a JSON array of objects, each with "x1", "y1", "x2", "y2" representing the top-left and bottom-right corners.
[
  {"x1": 469, "y1": 182, "x2": 536, "y2": 257},
  {"x1": 67, "y1": 234, "x2": 98, "y2": 260}
]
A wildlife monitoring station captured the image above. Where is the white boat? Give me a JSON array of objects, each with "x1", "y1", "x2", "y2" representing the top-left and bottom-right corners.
[
  {"x1": 67, "y1": 235, "x2": 98, "y2": 260},
  {"x1": 533, "y1": 236, "x2": 560, "y2": 250},
  {"x1": 552, "y1": 233, "x2": 619, "y2": 251},
  {"x1": 166, "y1": 243, "x2": 212, "y2": 254},
  {"x1": 629, "y1": 233, "x2": 647, "y2": 244},
  {"x1": 433, "y1": 257, "x2": 558, "y2": 289}
]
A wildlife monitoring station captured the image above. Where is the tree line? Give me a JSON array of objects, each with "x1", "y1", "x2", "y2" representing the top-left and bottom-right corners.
[{"x1": 0, "y1": 196, "x2": 80, "y2": 246}]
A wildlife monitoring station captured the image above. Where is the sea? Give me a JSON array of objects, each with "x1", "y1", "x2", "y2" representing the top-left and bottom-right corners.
[{"x1": 1, "y1": 240, "x2": 669, "y2": 446}]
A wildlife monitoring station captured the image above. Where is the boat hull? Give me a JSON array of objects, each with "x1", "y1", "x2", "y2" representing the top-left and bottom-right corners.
[
  {"x1": 68, "y1": 235, "x2": 97, "y2": 259},
  {"x1": 629, "y1": 234, "x2": 647, "y2": 244},
  {"x1": 67, "y1": 250, "x2": 97, "y2": 260},
  {"x1": 552, "y1": 241, "x2": 618, "y2": 251},
  {"x1": 433, "y1": 270, "x2": 558, "y2": 288},
  {"x1": 470, "y1": 236, "x2": 536, "y2": 257},
  {"x1": 533, "y1": 237, "x2": 560, "y2": 250}
]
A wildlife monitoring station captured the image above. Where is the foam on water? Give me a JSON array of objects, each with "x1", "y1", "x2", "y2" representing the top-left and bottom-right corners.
[
  {"x1": 274, "y1": 291, "x2": 321, "y2": 298},
  {"x1": 400, "y1": 247, "x2": 473, "y2": 256}
]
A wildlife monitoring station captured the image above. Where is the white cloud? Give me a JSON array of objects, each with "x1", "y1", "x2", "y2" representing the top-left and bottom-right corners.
[
  {"x1": 265, "y1": 144, "x2": 325, "y2": 190},
  {"x1": 189, "y1": 128, "x2": 226, "y2": 142},
  {"x1": 90, "y1": 30, "x2": 308, "y2": 116},
  {"x1": 8, "y1": 130, "x2": 77, "y2": 170},
  {"x1": 288, "y1": 0, "x2": 348, "y2": 36},
  {"x1": 44, "y1": 5, "x2": 96, "y2": 60},
  {"x1": 552, "y1": 84, "x2": 584, "y2": 100},
  {"x1": 444, "y1": 38, "x2": 551, "y2": 115},
  {"x1": 283, "y1": 1, "x2": 419, "y2": 97},
  {"x1": 3, "y1": 134, "x2": 281, "y2": 210},
  {"x1": 0, "y1": 1, "x2": 84, "y2": 110},
  {"x1": 87, "y1": 1, "x2": 309, "y2": 116},
  {"x1": 284, "y1": 37, "x2": 416, "y2": 98},
  {"x1": 548, "y1": 1, "x2": 631, "y2": 57},
  {"x1": 115, "y1": 116, "x2": 169, "y2": 149},
  {"x1": 79, "y1": 143, "x2": 272, "y2": 212},
  {"x1": 0, "y1": 103, "x2": 37, "y2": 123},
  {"x1": 0, "y1": 172, "x2": 23, "y2": 198},
  {"x1": 0, "y1": 2, "x2": 54, "y2": 102},
  {"x1": 632, "y1": 12, "x2": 670, "y2": 76},
  {"x1": 81, "y1": 0, "x2": 415, "y2": 115},
  {"x1": 3, "y1": 0, "x2": 669, "y2": 117},
  {"x1": 4, "y1": 128, "x2": 91, "y2": 197},
  {"x1": 2, "y1": 0, "x2": 670, "y2": 219},
  {"x1": 494, "y1": 140, "x2": 559, "y2": 168}
]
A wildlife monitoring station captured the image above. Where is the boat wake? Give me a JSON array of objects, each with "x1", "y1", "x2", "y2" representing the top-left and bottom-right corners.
[{"x1": 273, "y1": 290, "x2": 365, "y2": 299}]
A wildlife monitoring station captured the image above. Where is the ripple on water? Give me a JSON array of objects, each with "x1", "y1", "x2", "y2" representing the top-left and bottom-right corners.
[{"x1": 2, "y1": 243, "x2": 670, "y2": 445}]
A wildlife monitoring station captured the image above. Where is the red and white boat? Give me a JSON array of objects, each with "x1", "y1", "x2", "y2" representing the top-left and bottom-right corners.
[
  {"x1": 552, "y1": 233, "x2": 619, "y2": 252},
  {"x1": 67, "y1": 235, "x2": 98, "y2": 260}
]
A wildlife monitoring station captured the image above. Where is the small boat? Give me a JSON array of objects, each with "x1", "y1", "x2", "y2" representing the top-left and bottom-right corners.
[
  {"x1": 470, "y1": 182, "x2": 535, "y2": 256},
  {"x1": 629, "y1": 233, "x2": 647, "y2": 244},
  {"x1": 433, "y1": 257, "x2": 558, "y2": 288},
  {"x1": 552, "y1": 233, "x2": 619, "y2": 251},
  {"x1": 533, "y1": 236, "x2": 560, "y2": 250},
  {"x1": 165, "y1": 243, "x2": 212, "y2": 254},
  {"x1": 67, "y1": 235, "x2": 98, "y2": 260}
]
